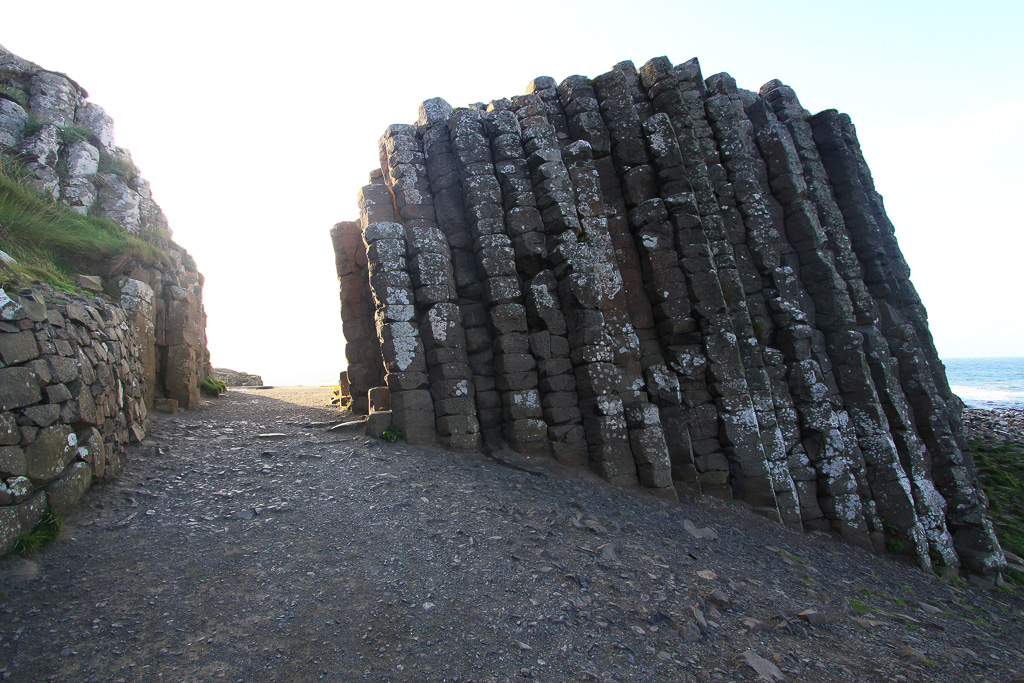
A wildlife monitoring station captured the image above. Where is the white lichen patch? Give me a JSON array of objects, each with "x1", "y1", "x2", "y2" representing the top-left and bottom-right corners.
[
  {"x1": 428, "y1": 308, "x2": 449, "y2": 343},
  {"x1": 0, "y1": 288, "x2": 25, "y2": 321},
  {"x1": 384, "y1": 287, "x2": 412, "y2": 306},
  {"x1": 530, "y1": 283, "x2": 557, "y2": 310},
  {"x1": 511, "y1": 391, "x2": 540, "y2": 410},
  {"x1": 389, "y1": 322, "x2": 419, "y2": 372},
  {"x1": 832, "y1": 493, "x2": 863, "y2": 522}
]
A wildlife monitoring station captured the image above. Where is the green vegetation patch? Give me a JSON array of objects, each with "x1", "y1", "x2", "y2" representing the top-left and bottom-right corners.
[
  {"x1": 97, "y1": 149, "x2": 138, "y2": 180},
  {"x1": 13, "y1": 508, "x2": 63, "y2": 556},
  {"x1": 847, "y1": 597, "x2": 872, "y2": 615},
  {"x1": 381, "y1": 424, "x2": 403, "y2": 443},
  {"x1": 0, "y1": 83, "x2": 28, "y2": 109},
  {"x1": 57, "y1": 125, "x2": 94, "y2": 146},
  {"x1": 970, "y1": 438, "x2": 1024, "y2": 586},
  {"x1": 200, "y1": 377, "x2": 227, "y2": 397},
  {"x1": 0, "y1": 162, "x2": 168, "y2": 290}
]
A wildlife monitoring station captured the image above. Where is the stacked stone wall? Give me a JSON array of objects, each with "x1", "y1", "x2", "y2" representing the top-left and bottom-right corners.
[
  {"x1": 332, "y1": 55, "x2": 1006, "y2": 576},
  {"x1": 0, "y1": 285, "x2": 148, "y2": 554}
]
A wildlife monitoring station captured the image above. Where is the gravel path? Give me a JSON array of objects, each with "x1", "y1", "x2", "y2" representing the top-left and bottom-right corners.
[{"x1": 1, "y1": 389, "x2": 1022, "y2": 682}]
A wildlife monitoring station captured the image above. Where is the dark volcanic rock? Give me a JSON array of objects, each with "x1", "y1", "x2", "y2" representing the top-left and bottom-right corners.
[{"x1": 329, "y1": 56, "x2": 1006, "y2": 577}]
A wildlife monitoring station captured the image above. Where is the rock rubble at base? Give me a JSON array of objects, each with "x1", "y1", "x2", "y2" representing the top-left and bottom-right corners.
[
  {"x1": 963, "y1": 408, "x2": 1024, "y2": 444},
  {"x1": 331, "y1": 55, "x2": 1006, "y2": 576}
]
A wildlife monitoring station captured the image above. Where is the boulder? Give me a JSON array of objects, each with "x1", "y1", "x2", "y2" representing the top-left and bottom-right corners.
[
  {"x1": 45, "y1": 461, "x2": 92, "y2": 516},
  {"x1": 0, "y1": 492, "x2": 47, "y2": 557},
  {"x1": 24, "y1": 425, "x2": 77, "y2": 486}
]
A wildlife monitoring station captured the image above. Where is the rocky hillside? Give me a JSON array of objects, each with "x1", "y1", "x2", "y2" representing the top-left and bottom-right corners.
[{"x1": 0, "y1": 44, "x2": 209, "y2": 409}]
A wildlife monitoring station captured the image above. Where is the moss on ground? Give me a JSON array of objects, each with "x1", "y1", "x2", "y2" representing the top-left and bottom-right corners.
[{"x1": 969, "y1": 437, "x2": 1024, "y2": 586}]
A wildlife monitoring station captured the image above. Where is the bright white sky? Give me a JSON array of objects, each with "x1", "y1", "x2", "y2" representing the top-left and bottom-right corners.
[{"x1": 4, "y1": 0, "x2": 1022, "y2": 384}]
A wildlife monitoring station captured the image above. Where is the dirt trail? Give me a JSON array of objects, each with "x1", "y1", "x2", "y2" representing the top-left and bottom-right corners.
[{"x1": 1, "y1": 388, "x2": 1022, "y2": 682}]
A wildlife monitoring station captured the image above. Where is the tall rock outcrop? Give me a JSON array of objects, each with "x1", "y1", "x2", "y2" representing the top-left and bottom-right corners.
[
  {"x1": 332, "y1": 56, "x2": 1004, "y2": 577},
  {"x1": 0, "y1": 44, "x2": 209, "y2": 409},
  {"x1": 0, "y1": 45, "x2": 212, "y2": 553}
]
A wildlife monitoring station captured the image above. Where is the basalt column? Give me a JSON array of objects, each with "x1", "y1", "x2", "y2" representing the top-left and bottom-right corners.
[
  {"x1": 378, "y1": 123, "x2": 479, "y2": 449},
  {"x1": 448, "y1": 108, "x2": 547, "y2": 452},
  {"x1": 332, "y1": 208, "x2": 384, "y2": 415},
  {"x1": 482, "y1": 104, "x2": 588, "y2": 465},
  {"x1": 362, "y1": 222, "x2": 436, "y2": 445}
]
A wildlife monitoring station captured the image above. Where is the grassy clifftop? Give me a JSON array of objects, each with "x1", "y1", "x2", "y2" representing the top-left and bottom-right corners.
[{"x1": 0, "y1": 161, "x2": 179, "y2": 291}]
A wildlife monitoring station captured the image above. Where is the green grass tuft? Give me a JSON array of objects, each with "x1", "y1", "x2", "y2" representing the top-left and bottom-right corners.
[
  {"x1": 97, "y1": 149, "x2": 138, "y2": 180},
  {"x1": 0, "y1": 84, "x2": 29, "y2": 109},
  {"x1": 23, "y1": 114, "x2": 45, "y2": 138},
  {"x1": 58, "y1": 125, "x2": 94, "y2": 146},
  {"x1": 847, "y1": 597, "x2": 872, "y2": 615},
  {"x1": 882, "y1": 520, "x2": 905, "y2": 554},
  {"x1": 381, "y1": 424, "x2": 403, "y2": 443},
  {"x1": 13, "y1": 508, "x2": 63, "y2": 556}
]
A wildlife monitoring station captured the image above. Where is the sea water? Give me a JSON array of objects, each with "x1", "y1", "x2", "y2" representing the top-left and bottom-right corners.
[{"x1": 943, "y1": 357, "x2": 1024, "y2": 410}]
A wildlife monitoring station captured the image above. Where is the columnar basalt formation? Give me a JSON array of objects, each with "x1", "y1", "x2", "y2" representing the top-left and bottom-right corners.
[{"x1": 332, "y1": 56, "x2": 1005, "y2": 576}]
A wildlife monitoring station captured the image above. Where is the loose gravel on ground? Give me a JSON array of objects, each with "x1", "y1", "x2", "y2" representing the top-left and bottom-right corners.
[{"x1": 1, "y1": 388, "x2": 1022, "y2": 682}]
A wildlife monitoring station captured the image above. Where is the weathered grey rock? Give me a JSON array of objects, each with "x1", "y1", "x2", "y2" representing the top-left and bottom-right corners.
[
  {"x1": 368, "y1": 386, "x2": 391, "y2": 413},
  {"x1": 0, "y1": 98, "x2": 28, "y2": 148},
  {"x1": 153, "y1": 398, "x2": 178, "y2": 415},
  {"x1": 0, "y1": 289, "x2": 26, "y2": 321},
  {"x1": 92, "y1": 173, "x2": 142, "y2": 234},
  {"x1": 22, "y1": 404, "x2": 60, "y2": 428},
  {"x1": 0, "y1": 492, "x2": 47, "y2": 557},
  {"x1": 18, "y1": 123, "x2": 60, "y2": 167},
  {"x1": 24, "y1": 425, "x2": 76, "y2": 486},
  {"x1": 364, "y1": 410, "x2": 393, "y2": 438},
  {"x1": 74, "y1": 102, "x2": 114, "y2": 149},
  {"x1": 0, "y1": 445, "x2": 26, "y2": 477},
  {"x1": 0, "y1": 412, "x2": 20, "y2": 446},
  {"x1": 75, "y1": 274, "x2": 103, "y2": 292},
  {"x1": 75, "y1": 426, "x2": 105, "y2": 480},
  {"x1": 62, "y1": 176, "x2": 97, "y2": 215},
  {"x1": 0, "y1": 367, "x2": 41, "y2": 411},
  {"x1": 22, "y1": 161, "x2": 59, "y2": 200},
  {"x1": 29, "y1": 71, "x2": 77, "y2": 128},
  {"x1": 45, "y1": 461, "x2": 92, "y2": 517},
  {"x1": 0, "y1": 330, "x2": 39, "y2": 364},
  {"x1": 66, "y1": 140, "x2": 99, "y2": 176}
]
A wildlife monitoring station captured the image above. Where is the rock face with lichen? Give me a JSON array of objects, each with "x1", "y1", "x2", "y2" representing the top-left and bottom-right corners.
[
  {"x1": 0, "y1": 45, "x2": 213, "y2": 553},
  {"x1": 332, "y1": 56, "x2": 1004, "y2": 577},
  {"x1": 0, "y1": 44, "x2": 210, "y2": 410}
]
